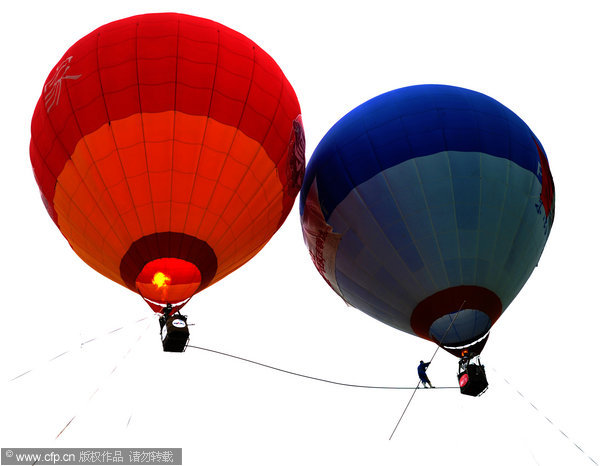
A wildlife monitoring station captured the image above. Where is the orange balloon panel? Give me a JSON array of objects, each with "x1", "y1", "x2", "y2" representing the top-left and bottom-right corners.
[{"x1": 30, "y1": 13, "x2": 305, "y2": 310}]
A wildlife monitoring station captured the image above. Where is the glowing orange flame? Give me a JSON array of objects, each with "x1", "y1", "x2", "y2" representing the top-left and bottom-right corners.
[{"x1": 152, "y1": 272, "x2": 171, "y2": 289}]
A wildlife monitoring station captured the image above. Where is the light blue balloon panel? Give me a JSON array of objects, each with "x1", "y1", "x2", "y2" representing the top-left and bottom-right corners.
[{"x1": 300, "y1": 85, "x2": 554, "y2": 354}]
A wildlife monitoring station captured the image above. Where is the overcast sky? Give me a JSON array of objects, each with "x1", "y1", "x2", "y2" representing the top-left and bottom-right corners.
[{"x1": 1, "y1": 1, "x2": 599, "y2": 465}]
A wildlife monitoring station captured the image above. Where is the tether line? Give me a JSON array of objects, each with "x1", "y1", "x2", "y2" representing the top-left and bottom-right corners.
[
  {"x1": 55, "y1": 321, "x2": 152, "y2": 439},
  {"x1": 388, "y1": 300, "x2": 466, "y2": 440},
  {"x1": 7, "y1": 317, "x2": 149, "y2": 383},
  {"x1": 493, "y1": 368, "x2": 598, "y2": 465}
]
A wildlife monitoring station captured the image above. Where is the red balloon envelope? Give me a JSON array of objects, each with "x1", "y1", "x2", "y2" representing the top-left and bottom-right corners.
[{"x1": 30, "y1": 13, "x2": 305, "y2": 312}]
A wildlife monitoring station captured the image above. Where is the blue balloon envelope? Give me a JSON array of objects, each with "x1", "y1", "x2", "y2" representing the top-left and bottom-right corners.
[{"x1": 300, "y1": 85, "x2": 554, "y2": 356}]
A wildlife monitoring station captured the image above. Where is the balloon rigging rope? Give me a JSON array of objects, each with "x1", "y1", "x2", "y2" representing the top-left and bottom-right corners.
[
  {"x1": 388, "y1": 300, "x2": 466, "y2": 440},
  {"x1": 7, "y1": 317, "x2": 151, "y2": 383},
  {"x1": 186, "y1": 344, "x2": 458, "y2": 391}
]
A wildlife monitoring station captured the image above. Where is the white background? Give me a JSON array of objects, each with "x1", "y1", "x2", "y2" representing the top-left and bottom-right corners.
[{"x1": 1, "y1": 1, "x2": 598, "y2": 465}]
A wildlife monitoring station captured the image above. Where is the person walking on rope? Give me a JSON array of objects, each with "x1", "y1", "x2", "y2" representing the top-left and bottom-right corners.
[{"x1": 418, "y1": 360, "x2": 434, "y2": 388}]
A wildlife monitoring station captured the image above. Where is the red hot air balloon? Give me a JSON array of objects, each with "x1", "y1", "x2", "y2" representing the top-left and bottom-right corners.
[{"x1": 30, "y1": 13, "x2": 305, "y2": 315}]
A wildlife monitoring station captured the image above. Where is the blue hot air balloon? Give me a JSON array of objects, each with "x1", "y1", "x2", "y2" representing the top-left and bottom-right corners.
[{"x1": 300, "y1": 84, "x2": 554, "y2": 357}]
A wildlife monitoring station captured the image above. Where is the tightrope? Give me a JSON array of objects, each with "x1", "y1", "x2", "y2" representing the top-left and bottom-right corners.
[{"x1": 187, "y1": 345, "x2": 458, "y2": 390}]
